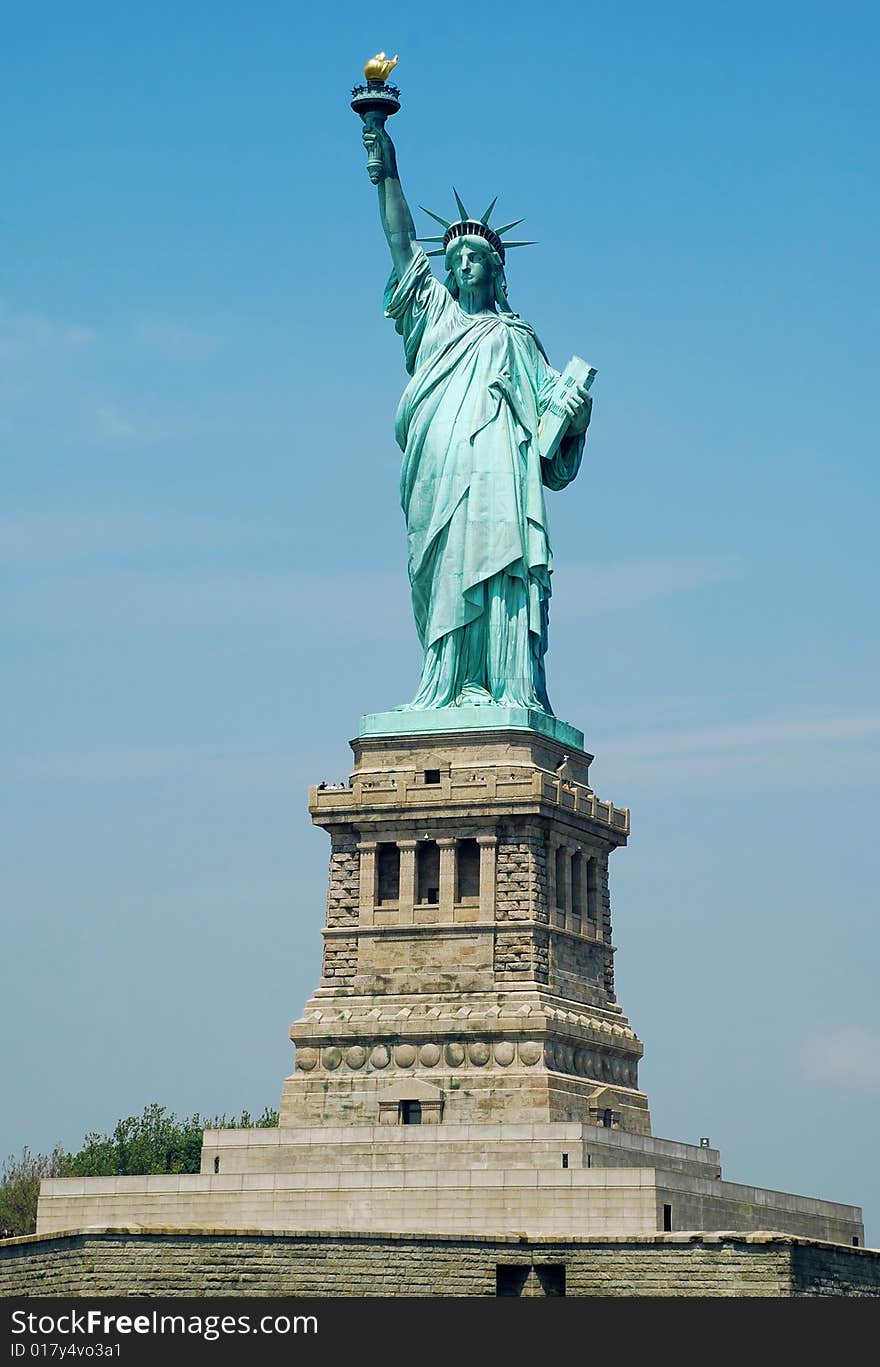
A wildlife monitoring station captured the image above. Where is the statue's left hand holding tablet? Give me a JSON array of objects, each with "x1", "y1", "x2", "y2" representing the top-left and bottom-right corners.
[{"x1": 563, "y1": 384, "x2": 594, "y2": 435}]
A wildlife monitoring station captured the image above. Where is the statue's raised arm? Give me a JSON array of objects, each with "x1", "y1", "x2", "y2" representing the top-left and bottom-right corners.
[{"x1": 361, "y1": 123, "x2": 417, "y2": 281}]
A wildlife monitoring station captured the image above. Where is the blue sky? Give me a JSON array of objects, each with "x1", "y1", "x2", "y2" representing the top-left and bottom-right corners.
[{"x1": 3, "y1": 1, "x2": 879, "y2": 1241}]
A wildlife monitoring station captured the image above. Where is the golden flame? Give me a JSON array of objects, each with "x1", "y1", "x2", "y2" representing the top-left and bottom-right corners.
[{"x1": 364, "y1": 52, "x2": 399, "y2": 83}]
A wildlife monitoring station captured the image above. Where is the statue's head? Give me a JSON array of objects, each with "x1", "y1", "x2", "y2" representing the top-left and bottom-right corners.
[
  {"x1": 419, "y1": 193, "x2": 534, "y2": 313},
  {"x1": 444, "y1": 235, "x2": 510, "y2": 311}
]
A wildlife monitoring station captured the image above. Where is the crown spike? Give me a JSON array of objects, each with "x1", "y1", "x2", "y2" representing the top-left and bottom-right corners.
[
  {"x1": 416, "y1": 235, "x2": 447, "y2": 244},
  {"x1": 419, "y1": 206, "x2": 452, "y2": 229},
  {"x1": 495, "y1": 218, "x2": 525, "y2": 235},
  {"x1": 499, "y1": 240, "x2": 537, "y2": 249},
  {"x1": 452, "y1": 187, "x2": 470, "y2": 220},
  {"x1": 425, "y1": 249, "x2": 446, "y2": 257},
  {"x1": 479, "y1": 196, "x2": 498, "y2": 225}
]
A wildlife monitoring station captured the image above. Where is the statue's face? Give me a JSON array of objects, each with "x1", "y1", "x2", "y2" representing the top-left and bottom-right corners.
[{"x1": 450, "y1": 239, "x2": 493, "y2": 293}]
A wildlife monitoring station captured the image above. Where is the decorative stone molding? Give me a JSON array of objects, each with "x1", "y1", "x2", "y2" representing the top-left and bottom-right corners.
[{"x1": 294, "y1": 1034, "x2": 637, "y2": 1085}]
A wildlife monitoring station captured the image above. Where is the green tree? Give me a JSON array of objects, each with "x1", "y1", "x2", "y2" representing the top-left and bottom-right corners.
[
  {"x1": 65, "y1": 1104, "x2": 205, "y2": 1178},
  {"x1": 0, "y1": 1102, "x2": 279, "y2": 1236},
  {"x1": 0, "y1": 1146, "x2": 67, "y2": 1238},
  {"x1": 65, "y1": 1103, "x2": 279, "y2": 1177}
]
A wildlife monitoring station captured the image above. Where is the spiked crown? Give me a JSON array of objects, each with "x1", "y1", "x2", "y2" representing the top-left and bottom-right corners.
[{"x1": 417, "y1": 189, "x2": 536, "y2": 265}]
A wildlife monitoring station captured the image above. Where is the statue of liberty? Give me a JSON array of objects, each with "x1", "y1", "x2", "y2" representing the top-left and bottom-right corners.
[{"x1": 361, "y1": 116, "x2": 593, "y2": 717}]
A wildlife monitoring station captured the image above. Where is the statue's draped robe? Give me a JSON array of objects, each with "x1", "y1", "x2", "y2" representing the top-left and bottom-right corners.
[{"x1": 385, "y1": 247, "x2": 585, "y2": 713}]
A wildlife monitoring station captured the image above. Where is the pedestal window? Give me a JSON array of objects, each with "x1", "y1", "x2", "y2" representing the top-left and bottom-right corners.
[
  {"x1": 376, "y1": 842, "x2": 400, "y2": 903},
  {"x1": 456, "y1": 838, "x2": 481, "y2": 901},
  {"x1": 555, "y1": 845, "x2": 568, "y2": 914},
  {"x1": 587, "y1": 856, "x2": 600, "y2": 936},
  {"x1": 417, "y1": 840, "x2": 440, "y2": 905},
  {"x1": 571, "y1": 850, "x2": 585, "y2": 924}
]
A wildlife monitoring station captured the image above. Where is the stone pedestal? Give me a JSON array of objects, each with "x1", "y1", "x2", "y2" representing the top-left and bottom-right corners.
[
  {"x1": 31, "y1": 720, "x2": 868, "y2": 1260},
  {"x1": 280, "y1": 725, "x2": 651, "y2": 1134}
]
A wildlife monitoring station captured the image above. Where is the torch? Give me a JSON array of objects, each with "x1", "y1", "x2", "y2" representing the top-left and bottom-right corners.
[{"x1": 350, "y1": 53, "x2": 401, "y2": 183}]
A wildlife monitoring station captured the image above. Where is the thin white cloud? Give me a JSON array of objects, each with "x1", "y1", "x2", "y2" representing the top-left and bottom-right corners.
[
  {"x1": 0, "y1": 303, "x2": 229, "y2": 443},
  {"x1": 8, "y1": 745, "x2": 331, "y2": 787},
  {"x1": 801, "y1": 1028, "x2": 880, "y2": 1086},
  {"x1": 130, "y1": 318, "x2": 224, "y2": 359},
  {"x1": 554, "y1": 554, "x2": 746, "y2": 617},
  {"x1": 0, "y1": 302, "x2": 223, "y2": 361},
  {"x1": 0, "y1": 301, "x2": 95, "y2": 358},
  {"x1": 593, "y1": 710, "x2": 880, "y2": 793},
  {"x1": 84, "y1": 397, "x2": 245, "y2": 444},
  {"x1": 604, "y1": 711, "x2": 880, "y2": 759},
  {"x1": 0, "y1": 566, "x2": 408, "y2": 632},
  {"x1": 14, "y1": 747, "x2": 206, "y2": 782},
  {"x1": 85, "y1": 400, "x2": 206, "y2": 444},
  {"x1": 88, "y1": 401, "x2": 155, "y2": 442},
  {"x1": 0, "y1": 503, "x2": 267, "y2": 557}
]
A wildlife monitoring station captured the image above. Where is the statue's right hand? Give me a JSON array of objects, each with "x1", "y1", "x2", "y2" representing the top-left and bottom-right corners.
[{"x1": 362, "y1": 124, "x2": 395, "y2": 183}]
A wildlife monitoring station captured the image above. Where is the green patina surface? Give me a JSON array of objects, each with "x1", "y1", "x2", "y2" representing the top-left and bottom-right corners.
[
  {"x1": 359, "y1": 108, "x2": 594, "y2": 728},
  {"x1": 359, "y1": 706, "x2": 585, "y2": 751}
]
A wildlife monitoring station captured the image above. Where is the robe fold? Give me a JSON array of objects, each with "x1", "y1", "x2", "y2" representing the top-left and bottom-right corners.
[{"x1": 385, "y1": 247, "x2": 586, "y2": 713}]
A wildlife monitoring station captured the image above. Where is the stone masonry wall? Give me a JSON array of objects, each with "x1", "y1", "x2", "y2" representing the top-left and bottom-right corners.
[
  {"x1": 598, "y1": 856, "x2": 614, "y2": 999},
  {"x1": 791, "y1": 1241, "x2": 879, "y2": 1295},
  {"x1": 494, "y1": 930, "x2": 550, "y2": 985},
  {"x1": 3, "y1": 1230, "x2": 879, "y2": 1298},
  {"x1": 320, "y1": 832, "x2": 359, "y2": 987},
  {"x1": 493, "y1": 823, "x2": 550, "y2": 984},
  {"x1": 549, "y1": 934, "x2": 606, "y2": 1006},
  {"x1": 324, "y1": 834, "x2": 359, "y2": 928},
  {"x1": 495, "y1": 824, "x2": 548, "y2": 923},
  {"x1": 320, "y1": 936, "x2": 357, "y2": 986}
]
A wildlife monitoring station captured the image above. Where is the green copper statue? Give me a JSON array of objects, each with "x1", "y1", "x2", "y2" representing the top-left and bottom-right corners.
[{"x1": 359, "y1": 75, "x2": 593, "y2": 718}]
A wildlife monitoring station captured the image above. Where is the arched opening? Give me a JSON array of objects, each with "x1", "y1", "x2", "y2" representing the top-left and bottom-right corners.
[
  {"x1": 376, "y1": 842, "x2": 400, "y2": 903},
  {"x1": 456, "y1": 838, "x2": 481, "y2": 902},
  {"x1": 587, "y1": 856, "x2": 600, "y2": 934},
  {"x1": 555, "y1": 846, "x2": 567, "y2": 912},
  {"x1": 417, "y1": 841, "x2": 440, "y2": 904},
  {"x1": 571, "y1": 850, "x2": 585, "y2": 920}
]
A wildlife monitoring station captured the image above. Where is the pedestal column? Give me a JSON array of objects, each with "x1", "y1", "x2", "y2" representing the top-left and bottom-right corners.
[
  {"x1": 397, "y1": 839, "x2": 418, "y2": 924},
  {"x1": 357, "y1": 840, "x2": 377, "y2": 927},
  {"x1": 477, "y1": 833, "x2": 497, "y2": 920},
  {"x1": 437, "y1": 838, "x2": 456, "y2": 919}
]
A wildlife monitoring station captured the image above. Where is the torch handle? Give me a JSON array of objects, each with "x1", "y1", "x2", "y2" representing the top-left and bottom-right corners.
[{"x1": 361, "y1": 110, "x2": 389, "y2": 184}]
